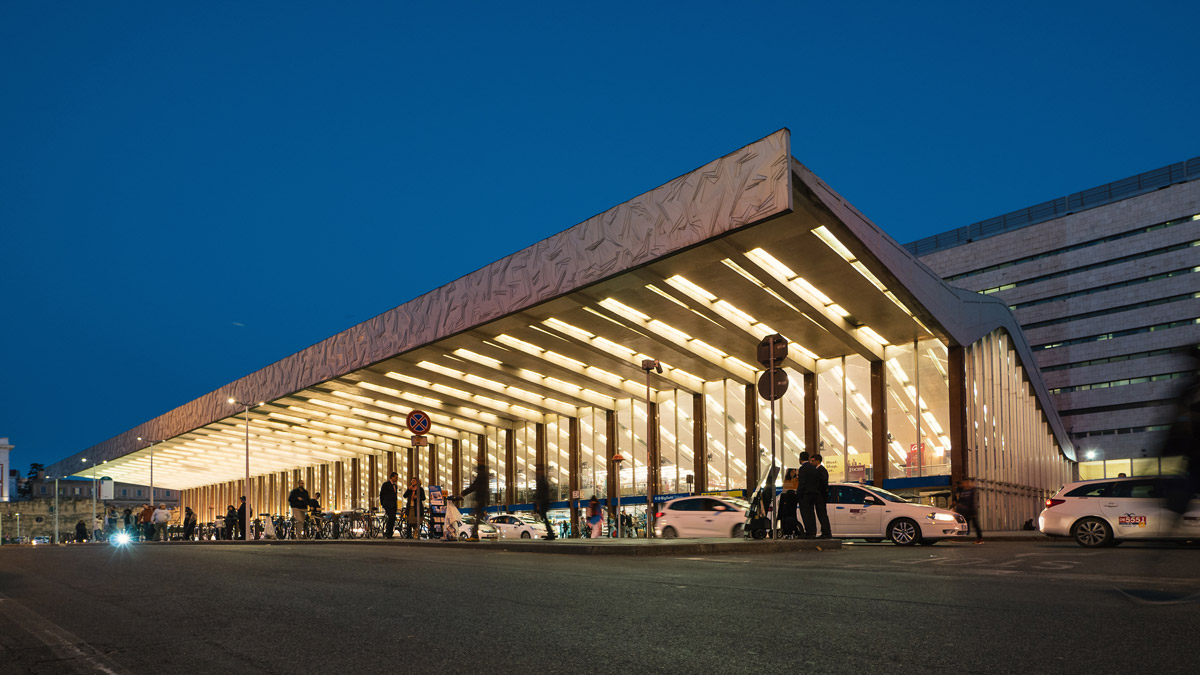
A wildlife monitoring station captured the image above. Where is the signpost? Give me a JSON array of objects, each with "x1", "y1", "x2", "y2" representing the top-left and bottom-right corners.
[{"x1": 756, "y1": 334, "x2": 789, "y2": 540}]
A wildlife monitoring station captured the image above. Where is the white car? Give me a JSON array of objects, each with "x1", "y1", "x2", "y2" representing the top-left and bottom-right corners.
[
  {"x1": 454, "y1": 515, "x2": 499, "y2": 540},
  {"x1": 815, "y1": 483, "x2": 967, "y2": 545},
  {"x1": 488, "y1": 514, "x2": 548, "y2": 539},
  {"x1": 654, "y1": 495, "x2": 750, "y2": 538},
  {"x1": 1039, "y1": 476, "x2": 1200, "y2": 547}
]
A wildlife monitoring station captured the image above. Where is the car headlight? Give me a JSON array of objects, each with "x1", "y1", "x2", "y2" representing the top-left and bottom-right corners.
[{"x1": 926, "y1": 512, "x2": 957, "y2": 522}]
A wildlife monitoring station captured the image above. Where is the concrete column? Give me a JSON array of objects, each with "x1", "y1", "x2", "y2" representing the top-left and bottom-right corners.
[
  {"x1": 333, "y1": 463, "x2": 343, "y2": 512},
  {"x1": 351, "y1": 457, "x2": 361, "y2": 510},
  {"x1": 504, "y1": 428, "x2": 516, "y2": 506},
  {"x1": 647, "y1": 397, "x2": 660, "y2": 505},
  {"x1": 428, "y1": 441, "x2": 437, "y2": 488},
  {"x1": 368, "y1": 455, "x2": 378, "y2": 509},
  {"x1": 691, "y1": 392, "x2": 707, "y2": 494},
  {"x1": 568, "y1": 416, "x2": 580, "y2": 536},
  {"x1": 744, "y1": 383, "x2": 759, "y2": 493},
  {"x1": 804, "y1": 373, "x2": 818, "y2": 462},
  {"x1": 451, "y1": 439, "x2": 461, "y2": 495},
  {"x1": 871, "y1": 360, "x2": 887, "y2": 488},
  {"x1": 605, "y1": 409, "x2": 617, "y2": 517}
]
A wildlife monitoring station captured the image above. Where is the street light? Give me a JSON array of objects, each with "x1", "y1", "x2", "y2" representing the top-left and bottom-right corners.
[
  {"x1": 228, "y1": 397, "x2": 263, "y2": 541},
  {"x1": 82, "y1": 457, "x2": 102, "y2": 542},
  {"x1": 641, "y1": 358, "x2": 662, "y2": 539},
  {"x1": 137, "y1": 437, "x2": 165, "y2": 506}
]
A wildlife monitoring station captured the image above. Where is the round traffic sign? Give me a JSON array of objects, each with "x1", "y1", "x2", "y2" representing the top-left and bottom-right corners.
[
  {"x1": 406, "y1": 410, "x2": 432, "y2": 434},
  {"x1": 757, "y1": 369, "x2": 789, "y2": 401}
]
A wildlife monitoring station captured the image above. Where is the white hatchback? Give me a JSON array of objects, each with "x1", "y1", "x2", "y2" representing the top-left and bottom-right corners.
[
  {"x1": 817, "y1": 483, "x2": 967, "y2": 545},
  {"x1": 488, "y1": 514, "x2": 548, "y2": 539},
  {"x1": 654, "y1": 495, "x2": 750, "y2": 539},
  {"x1": 1039, "y1": 476, "x2": 1200, "y2": 547}
]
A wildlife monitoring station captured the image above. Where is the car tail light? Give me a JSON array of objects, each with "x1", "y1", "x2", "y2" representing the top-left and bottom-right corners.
[
  {"x1": 1045, "y1": 498, "x2": 1065, "y2": 509},
  {"x1": 654, "y1": 511, "x2": 665, "y2": 518}
]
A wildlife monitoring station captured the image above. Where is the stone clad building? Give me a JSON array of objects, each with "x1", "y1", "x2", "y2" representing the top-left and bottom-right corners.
[{"x1": 910, "y1": 157, "x2": 1200, "y2": 476}]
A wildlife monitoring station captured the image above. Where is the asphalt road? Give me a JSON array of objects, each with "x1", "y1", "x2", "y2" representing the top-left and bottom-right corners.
[{"x1": 1, "y1": 539, "x2": 1198, "y2": 674}]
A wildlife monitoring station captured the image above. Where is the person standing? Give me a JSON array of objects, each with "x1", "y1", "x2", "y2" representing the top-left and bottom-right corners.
[
  {"x1": 811, "y1": 454, "x2": 832, "y2": 539},
  {"x1": 533, "y1": 468, "x2": 556, "y2": 540},
  {"x1": 75, "y1": 520, "x2": 88, "y2": 543},
  {"x1": 460, "y1": 464, "x2": 491, "y2": 540},
  {"x1": 796, "y1": 451, "x2": 817, "y2": 538},
  {"x1": 237, "y1": 496, "x2": 251, "y2": 541},
  {"x1": 182, "y1": 507, "x2": 197, "y2": 541},
  {"x1": 403, "y1": 478, "x2": 426, "y2": 539},
  {"x1": 122, "y1": 507, "x2": 133, "y2": 535},
  {"x1": 953, "y1": 478, "x2": 984, "y2": 544},
  {"x1": 778, "y1": 474, "x2": 800, "y2": 539},
  {"x1": 92, "y1": 514, "x2": 105, "y2": 542},
  {"x1": 106, "y1": 507, "x2": 119, "y2": 537},
  {"x1": 587, "y1": 496, "x2": 604, "y2": 539},
  {"x1": 224, "y1": 505, "x2": 238, "y2": 540},
  {"x1": 288, "y1": 480, "x2": 310, "y2": 539},
  {"x1": 151, "y1": 503, "x2": 171, "y2": 541},
  {"x1": 380, "y1": 472, "x2": 399, "y2": 539},
  {"x1": 138, "y1": 503, "x2": 155, "y2": 541}
]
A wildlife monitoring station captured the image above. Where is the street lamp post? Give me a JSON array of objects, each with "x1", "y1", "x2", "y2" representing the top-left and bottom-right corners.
[
  {"x1": 228, "y1": 398, "x2": 263, "y2": 541},
  {"x1": 82, "y1": 458, "x2": 97, "y2": 542},
  {"x1": 641, "y1": 359, "x2": 663, "y2": 538},
  {"x1": 54, "y1": 476, "x2": 59, "y2": 544},
  {"x1": 15, "y1": 512, "x2": 20, "y2": 543},
  {"x1": 137, "y1": 437, "x2": 165, "y2": 507}
]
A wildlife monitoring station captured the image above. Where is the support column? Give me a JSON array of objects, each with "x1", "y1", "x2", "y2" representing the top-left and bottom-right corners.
[
  {"x1": 333, "y1": 463, "x2": 343, "y2": 512},
  {"x1": 386, "y1": 451, "x2": 396, "y2": 478},
  {"x1": 871, "y1": 360, "x2": 888, "y2": 488},
  {"x1": 368, "y1": 455, "x2": 378, "y2": 509},
  {"x1": 605, "y1": 409, "x2": 618, "y2": 517},
  {"x1": 744, "y1": 383, "x2": 759, "y2": 493},
  {"x1": 692, "y1": 393, "x2": 707, "y2": 494},
  {"x1": 504, "y1": 428, "x2": 516, "y2": 506},
  {"x1": 451, "y1": 439, "x2": 461, "y2": 494},
  {"x1": 351, "y1": 457, "x2": 361, "y2": 510},
  {"x1": 568, "y1": 416, "x2": 580, "y2": 536},
  {"x1": 647, "y1": 397, "x2": 660, "y2": 506},
  {"x1": 948, "y1": 344, "x2": 969, "y2": 486},
  {"x1": 428, "y1": 441, "x2": 437, "y2": 488},
  {"x1": 804, "y1": 373, "x2": 818, "y2": 460},
  {"x1": 476, "y1": 433, "x2": 489, "y2": 504}
]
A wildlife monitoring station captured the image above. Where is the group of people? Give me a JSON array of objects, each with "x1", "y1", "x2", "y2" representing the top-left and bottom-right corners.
[
  {"x1": 73, "y1": 503, "x2": 177, "y2": 542},
  {"x1": 777, "y1": 452, "x2": 833, "y2": 539}
]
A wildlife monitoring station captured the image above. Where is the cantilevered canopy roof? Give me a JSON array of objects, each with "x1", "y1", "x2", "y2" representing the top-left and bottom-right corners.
[{"x1": 49, "y1": 129, "x2": 1073, "y2": 488}]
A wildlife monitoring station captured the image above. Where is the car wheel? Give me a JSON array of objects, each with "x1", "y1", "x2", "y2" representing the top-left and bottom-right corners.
[
  {"x1": 731, "y1": 524, "x2": 744, "y2": 538},
  {"x1": 458, "y1": 533, "x2": 468, "y2": 540},
  {"x1": 887, "y1": 518, "x2": 920, "y2": 546},
  {"x1": 1072, "y1": 518, "x2": 1113, "y2": 547},
  {"x1": 662, "y1": 526, "x2": 678, "y2": 539},
  {"x1": 751, "y1": 527, "x2": 768, "y2": 540},
  {"x1": 520, "y1": 531, "x2": 531, "y2": 539},
  {"x1": 917, "y1": 538, "x2": 938, "y2": 546}
]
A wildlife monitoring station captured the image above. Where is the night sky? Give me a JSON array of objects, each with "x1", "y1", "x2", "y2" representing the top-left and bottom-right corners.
[{"x1": 3, "y1": 2, "x2": 1198, "y2": 474}]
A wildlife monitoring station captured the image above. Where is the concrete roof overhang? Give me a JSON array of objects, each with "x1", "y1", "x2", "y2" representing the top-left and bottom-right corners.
[{"x1": 48, "y1": 129, "x2": 1074, "y2": 488}]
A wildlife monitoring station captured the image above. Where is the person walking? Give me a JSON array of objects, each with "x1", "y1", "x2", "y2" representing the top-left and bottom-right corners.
[
  {"x1": 237, "y1": 496, "x2": 251, "y2": 541},
  {"x1": 460, "y1": 464, "x2": 491, "y2": 540},
  {"x1": 122, "y1": 507, "x2": 133, "y2": 535},
  {"x1": 380, "y1": 472, "x2": 399, "y2": 539},
  {"x1": 403, "y1": 478, "x2": 426, "y2": 539},
  {"x1": 75, "y1": 520, "x2": 88, "y2": 543},
  {"x1": 533, "y1": 467, "x2": 556, "y2": 540},
  {"x1": 953, "y1": 477, "x2": 984, "y2": 544},
  {"x1": 796, "y1": 451, "x2": 817, "y2": 538},
  {"x1": 811, "y1": 454, "x2": 832, "y2": 539},
  {"x1": 92, "y1": 514, "x2": 105, "y2": 542},
  {"x1": 182, "y1": 507, "x2": 197, "y2": 541},
  {"x1": 288, "y1": 480, "x2": 310, "y2": 539},
  {"x1": 587, "y1": 496, "x2": 604, "y2": 539},
  {"x1": 152, "y1": 503, "x2": 171, "y2": 541}
]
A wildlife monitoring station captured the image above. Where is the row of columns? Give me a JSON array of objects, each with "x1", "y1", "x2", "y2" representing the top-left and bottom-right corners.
[{"x1": 180, "y1": 364, "x2": 978, "y2": 533}]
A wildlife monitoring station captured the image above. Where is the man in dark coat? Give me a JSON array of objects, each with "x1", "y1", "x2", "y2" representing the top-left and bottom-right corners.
[
  {"x1": 288, "y1": 480, "x2": 310, "y2": 539},
  {"x1": 460, "y1": 464, "x2": 491, "y2": 540},
  {"x1": 811, "y1": 454, "x2": 832, "y2": 538},
  {"x1": 796, "y1": 451, "x2": 817, "y2": 538},
  {"x1": 380, "y1": 472, "x2": 399, "y2": 539},
  {"x1": 238, "y1": 496, "x2": 251, "y2": 541},
  {"x1": 533, "y1": 467, "x2": 556, "y2": 540}
]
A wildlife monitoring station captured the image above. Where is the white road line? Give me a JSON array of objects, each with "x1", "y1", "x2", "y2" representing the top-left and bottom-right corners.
[{"x1": 0, "y1": 591, "x2": 129, "y2": 675}]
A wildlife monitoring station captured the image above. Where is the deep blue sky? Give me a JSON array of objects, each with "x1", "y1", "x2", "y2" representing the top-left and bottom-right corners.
[{"x1": 3, "y1": 2, "x2": 1198, "y2": 474}]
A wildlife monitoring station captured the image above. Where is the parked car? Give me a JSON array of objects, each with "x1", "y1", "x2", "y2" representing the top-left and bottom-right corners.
[
  {"x1": 455, "y1": 515, "x2": 499, "y2": 540},
  {"x1": 32, "y1": 536, "x2": 50, "y2": 545},
  {"x1": 816, "y1": 483, "x2": 967, "y2": 545},
  {"x1": 488, "y1": 514, "x2": 548, "y2": 539},
  {"x1": 1039, "y1": 476, "x2": 1200, "y2": 547},
  {"x1": 654, "y1": 495, "x2": 750, "y2": 538}
]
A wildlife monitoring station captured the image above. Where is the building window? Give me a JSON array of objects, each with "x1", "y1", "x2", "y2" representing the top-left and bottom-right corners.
[
  {"x1": 74, "y1": 488, "x2": 80, "y2": 495},
  {"x1": 121, "y1": 489, "x2": 127, "y2": 496},
  {"x1": 40, "y1": 486, "x2": 47, "y2": 494},
  {"x1": 136, "y1": 489, "x2": 142, "y2": 496}
]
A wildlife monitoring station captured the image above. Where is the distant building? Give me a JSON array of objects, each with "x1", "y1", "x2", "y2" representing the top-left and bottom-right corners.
[
  {"x1": 909, "y1": 157, "x2": 1200, "y2": 469},
  {"x1": 25, "y1": 474, "x2": 180, "y2": 509},
  {"x1": 1, "y1": 437, "x2": 13, "y2": 502}
]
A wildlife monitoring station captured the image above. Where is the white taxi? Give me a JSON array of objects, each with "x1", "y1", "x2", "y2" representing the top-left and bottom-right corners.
[
  {"x1": 488, "y1": 514, "x2": 549, "y2": 539},
  {"x1": 1039, "y1": 476, "x2": 1200, "y2": 547},
  {"x1": 653, "y1": 495, "x2": 750, "y2": 538},
  {"x1": 817, "y1": 483, "x2": 967, "y2": 545}
]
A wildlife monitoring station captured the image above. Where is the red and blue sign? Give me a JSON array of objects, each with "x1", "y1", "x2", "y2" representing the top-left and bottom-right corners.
[{"x1": 406, "y1": 410, "x2": 432, "y2": 434}]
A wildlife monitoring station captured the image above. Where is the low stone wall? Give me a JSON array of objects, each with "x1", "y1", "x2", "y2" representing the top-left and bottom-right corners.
[{"x1": 0, "y1": 499, "x2": 176, "y2": 543}]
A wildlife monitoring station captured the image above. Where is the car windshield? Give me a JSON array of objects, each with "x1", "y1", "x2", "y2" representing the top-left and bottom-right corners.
[
  {"x1": 722, "y1": 497, "x2": 751, "y2": 510},
  {"x1": 861, "y1": 485, "x2": 911, "y2": 504}
]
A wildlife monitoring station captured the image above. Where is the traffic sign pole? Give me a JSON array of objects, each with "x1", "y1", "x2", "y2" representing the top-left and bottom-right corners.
[{"x1": 756, "y1": 334, "x2": 789, "y2": 541}]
